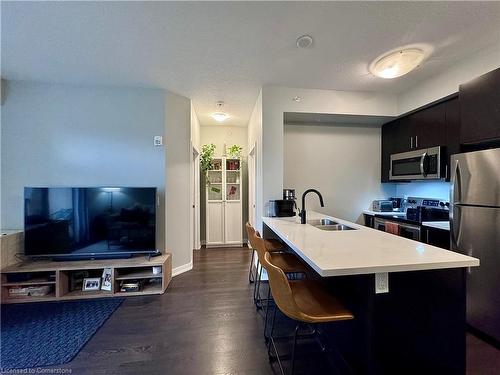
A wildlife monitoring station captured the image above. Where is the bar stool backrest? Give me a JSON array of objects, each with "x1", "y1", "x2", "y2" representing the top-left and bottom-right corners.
[
  {"x1": 248, "y1": 227, "x2": 302, "y2": 321},
  {"x1": 246, "y1": 222, "x2": 257, "y2": 249}
]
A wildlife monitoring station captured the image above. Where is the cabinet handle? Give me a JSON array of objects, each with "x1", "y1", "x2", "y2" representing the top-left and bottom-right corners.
[
  {"x1": 415, "y1": 135, "x2": 418, "y2": 148},
  {"x1": 410, "y1": 137, "x2": 413, "y2": 149}
]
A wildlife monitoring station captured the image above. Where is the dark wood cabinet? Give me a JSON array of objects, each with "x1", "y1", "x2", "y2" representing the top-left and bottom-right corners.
[
  {"x1": 381, "y1": 118, "x2": 414, "y2": 182},
  {"x1": 381, "y1": 99, "x2": 456, "y2": 182},
  {"x1": 460, "y1": 67, "x2": 500, "y2": 144},
  {"x1": 412, "y1": 102, "x2": 446, "y2": 149},
  {"x1": 444, "y1": 97, "x2": 461, "y2": 181},
  {"x1": 423, "y1": 226, "x2": 450, "y2": 250}
]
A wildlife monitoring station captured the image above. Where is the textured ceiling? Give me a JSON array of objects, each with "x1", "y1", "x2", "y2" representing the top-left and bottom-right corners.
[{"x1": 2, "y1": 1, "x2": 500, "y2": 127}]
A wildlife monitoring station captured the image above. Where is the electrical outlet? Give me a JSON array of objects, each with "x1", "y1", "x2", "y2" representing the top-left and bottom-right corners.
[
  {"x1": 375, "y1": 273, "x2": 389, "y2": 294},
  {"x1": 153, "y1": 136, "x2": 163, "y2": 146}
]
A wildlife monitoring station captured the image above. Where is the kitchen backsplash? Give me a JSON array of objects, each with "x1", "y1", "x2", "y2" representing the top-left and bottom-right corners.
[{"x1": 394, "y1": 181, "x2": 450, "y2": 200}]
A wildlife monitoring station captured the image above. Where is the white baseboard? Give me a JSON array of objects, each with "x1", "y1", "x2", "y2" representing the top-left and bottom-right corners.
[{"x1": 172, "y1": 261, "x2": 193, "y2": 277}]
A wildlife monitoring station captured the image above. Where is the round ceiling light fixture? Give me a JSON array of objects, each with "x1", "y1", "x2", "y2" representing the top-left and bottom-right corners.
[
  {"x1": 296, "y1": 35, "x2": 313, "y2": 49},
  {"x1": 292, "y1": 96, "x2": 302, "y2": 102},
  {"x1": 211, "y1": 101, "x2": 229, "y2": 122},
  {"x1": 369, "y1": 47, "x2": 426, "y2": 79}
]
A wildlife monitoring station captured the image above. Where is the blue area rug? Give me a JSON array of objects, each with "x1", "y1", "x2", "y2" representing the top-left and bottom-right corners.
[{"x1": 1, "y1": 298, "x2": 124, "y2": 370}]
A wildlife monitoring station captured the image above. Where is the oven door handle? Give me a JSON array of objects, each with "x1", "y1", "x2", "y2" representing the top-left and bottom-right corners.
[{"x1": 420, "y1": 152, "x2": 428, "y2": 177}]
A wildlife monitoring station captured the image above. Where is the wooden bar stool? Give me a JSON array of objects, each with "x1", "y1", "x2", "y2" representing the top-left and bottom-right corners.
[
  {"x1": 262, "y1": 251, "x2": 354, "y2": 375},
  {"x1": 246, "y1": 223, "x2": 309, "y2": 312},
  {"x1": 248, "y1": 225, "x2": 310, "y2": 341},
  {"x1": 247, "y1": 225, "x2": 283, "y2": 283}
]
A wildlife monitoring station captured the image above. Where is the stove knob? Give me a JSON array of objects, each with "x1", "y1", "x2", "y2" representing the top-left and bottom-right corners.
[
  {"x1": 445, "y1": 202, "x2": 450, "y2": 208},
  {"x1": 439, "y1": 202, "x2": 445, "y2": 208}
]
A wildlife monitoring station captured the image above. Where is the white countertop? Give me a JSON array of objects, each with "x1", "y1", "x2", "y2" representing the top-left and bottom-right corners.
[
  {"x1": 262, "y1": 211, "x2": 478, "y2": 277},
  {"x1": 422, "y1": 221, "x2": 450, "y2": 231},
  {"x1": 363, "y1": 210, "x2": 406, "y2": 217}
]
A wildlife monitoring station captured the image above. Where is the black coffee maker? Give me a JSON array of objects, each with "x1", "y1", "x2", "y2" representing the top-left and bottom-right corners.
[
  {"x1": 267, "y1": 189, "x2": 297, "y2": 217},
  {"x1": 283, "y1": 189, "x2": 296, "y2": 201}
]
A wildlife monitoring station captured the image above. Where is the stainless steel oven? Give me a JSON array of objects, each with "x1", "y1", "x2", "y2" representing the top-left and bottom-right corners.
[
  {"x1": 390, "y1": 146, "x2": 442, "y2": 181},
  {"x1": 373, "y1": 217, "x2": 421, "y2": 241}
]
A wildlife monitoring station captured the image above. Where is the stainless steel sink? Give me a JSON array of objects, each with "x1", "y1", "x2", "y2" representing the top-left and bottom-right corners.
[
  {"x1": 307, "y1": 218, "x2": 338, "y2": 226},
  {"x1": 315, "y1": 223, "x2": 356, "y2": 231},
  {"x1": 308, "y1": 218, "x2": 356, "y2": 231}
]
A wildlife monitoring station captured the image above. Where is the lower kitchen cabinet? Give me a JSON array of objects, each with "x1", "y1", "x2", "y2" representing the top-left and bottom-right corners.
[{"x1": 423, "y1": 226, "x2": 450, "y2": 250}]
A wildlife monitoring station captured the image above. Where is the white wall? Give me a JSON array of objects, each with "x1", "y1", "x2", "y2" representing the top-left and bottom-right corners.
[
  {"x1": 199, "y1": 125, "x2": 248, "y2": 242},
  {"x1": 247, "y1": 91, "x2": 263, "y2": 230},
  {"x1": 398, "y1": 44, "x2": 500, "y2": 114},
  {"x1": 259, "y1": 85, "x2": 398, "y2": 231},
  {"x1": 200, "y1": 126, "x2": 248, "y2": 157},
  {"x1": 284, "y1": 124, "x2": 395, "y2": 223},
  {"x1": 165, "y1": 91, "x2": 192, "y2": 271},
  {"x1": 1, "y1": 81, "x2": 166, "y2": 250},
  {"x1": 1, "y1": 80, "x2": 194, "y2": 275},
  {"x1": 190, "y1": 103, "x2": 201, "y2": 151}
]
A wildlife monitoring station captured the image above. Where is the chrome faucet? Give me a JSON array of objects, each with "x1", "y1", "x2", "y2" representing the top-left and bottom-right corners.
[{"x1": 299, "y1": 189, "x2": 324, "y2": 224}]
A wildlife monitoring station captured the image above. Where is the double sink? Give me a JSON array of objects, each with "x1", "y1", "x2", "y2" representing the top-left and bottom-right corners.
[{"x1": 307, "y1": 218, "x2": 357, "y2": 231}]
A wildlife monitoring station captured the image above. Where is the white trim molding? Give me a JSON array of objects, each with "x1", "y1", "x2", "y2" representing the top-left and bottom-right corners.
[{"x1": 172, "y1": 261, "x2": 193, "y2": 277}]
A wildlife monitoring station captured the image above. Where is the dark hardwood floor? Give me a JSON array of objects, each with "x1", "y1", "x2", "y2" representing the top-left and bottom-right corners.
[{"x1": 45, "y1": 247, "x2": 498, "y2": 374}]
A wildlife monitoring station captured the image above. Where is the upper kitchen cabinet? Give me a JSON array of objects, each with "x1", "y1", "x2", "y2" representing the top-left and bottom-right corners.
[
  {"x1": 381, "y1": 97, "x2": 459, "y2": 183},
  {"x1": 411, "y1": 102, "x2": 447, "y2": 149},
  {"x1": 460, "y1": 67, "x2": 500, "y2": 144},
  {"x1": 381, "y1": 117, "x2": 413, "y2": 182}
]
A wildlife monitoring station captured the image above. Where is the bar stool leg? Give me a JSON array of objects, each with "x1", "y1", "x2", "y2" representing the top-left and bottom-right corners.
[
  {"x1": 290, "y1": 323, "x2": 301, "y2": 375},
  {"x1": 263, "y1": 286, "x2": 272, "y2": 342},
  {"x1": 254, "y1": 264, "x2": 263, "y2": 309},
  {"x1": 248, "y1": 249, "x2": 256, "y2": 283}
]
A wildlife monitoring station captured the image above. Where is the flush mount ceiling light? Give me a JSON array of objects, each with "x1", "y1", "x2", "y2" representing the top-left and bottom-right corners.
[
  {"x1": 296, "y1": 35, "x2": 313, "y2": 49},
  {"x1": 211, "y1": 101, "x2": 229, "y2": 122},
  {"x1": 292, "y1": 96, "x2": 302, "y2": 102},
  {"x1": 369, "y1": 48, "x2": 426, "y2": 79}
]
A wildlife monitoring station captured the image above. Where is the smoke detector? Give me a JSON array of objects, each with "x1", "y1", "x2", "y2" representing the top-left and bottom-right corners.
[{"x1": 296, "y1": 35, "x2": 313, "y2": 49}]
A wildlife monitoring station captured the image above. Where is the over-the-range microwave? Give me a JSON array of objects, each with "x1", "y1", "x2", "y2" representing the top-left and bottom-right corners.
[{"x1": 390, "y1": 146, "x2": 443, "y2": 181}]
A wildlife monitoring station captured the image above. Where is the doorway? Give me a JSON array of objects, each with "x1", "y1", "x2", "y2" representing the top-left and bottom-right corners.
[
  {"x1": 248, "y1": 142, "x2": 256, "y2": 228},
  {"x1": 191, "y1": 145, "x2": 201, "y2": 251}
]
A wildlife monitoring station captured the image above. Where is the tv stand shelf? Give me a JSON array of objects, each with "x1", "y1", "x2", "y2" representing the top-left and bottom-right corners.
[{"x1": 1, "y1": 253, "x2": 171, "y2": 304}]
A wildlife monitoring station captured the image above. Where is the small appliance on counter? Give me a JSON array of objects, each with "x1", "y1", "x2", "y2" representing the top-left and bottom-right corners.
[
  {"x1": 268, "y1": 199, "x2": 295, "y2": 217},
  {"x1": 371, "y1": 198, "x2": 403, "y2": 212},
  {"x1": 372, "y1": 200, "x2": 395, "y2": 212}
]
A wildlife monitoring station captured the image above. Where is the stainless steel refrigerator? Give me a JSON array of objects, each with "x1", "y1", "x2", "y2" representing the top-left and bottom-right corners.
[{"x1": 450, "y1": 148, "x2": 500, "y2": 342}]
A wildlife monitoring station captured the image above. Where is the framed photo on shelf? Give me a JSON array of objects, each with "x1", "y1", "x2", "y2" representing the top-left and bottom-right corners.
[
  {"x1": 101, "y1": 268, "x2": 112, "y2": 291},
  {"x1": 83, "y1": 277, "x2": 101, "y2": 291}
]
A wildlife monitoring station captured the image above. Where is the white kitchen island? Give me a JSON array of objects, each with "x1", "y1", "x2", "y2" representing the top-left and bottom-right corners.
[
  {"x1": 263, "y1": 211, "x2": 477, "y2": 277},
  {"x1": 262, "y1": 211, "x2": 479, "y2": 375}
]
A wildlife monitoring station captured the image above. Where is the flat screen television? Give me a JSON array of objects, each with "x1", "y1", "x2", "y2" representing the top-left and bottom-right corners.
[{"x1": 24, "y1": 187, "x2": 158, "y2": 259}]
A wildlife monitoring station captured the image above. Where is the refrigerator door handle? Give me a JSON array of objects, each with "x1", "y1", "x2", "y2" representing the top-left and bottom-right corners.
[
  {"x1": 450, "y1": 206, "x2": 461, "y2": 251},
  {"x1": 451, "y1": 159, "x2": 462, "y2": 204}
]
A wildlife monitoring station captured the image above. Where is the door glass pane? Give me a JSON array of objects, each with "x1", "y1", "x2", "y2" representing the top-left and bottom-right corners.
[
  {"x1": 226, "y1": 170, "x2": 240, "y2": 184},
  {"x1": 207, "y1": 170, "x2": 222, "y2": 184},
  {"x1": 226, "y1": 184, "x2": 240, "y2": 200},
  {"x1": 208, "y1": 184, "x2": 222, "y2": 200},
  {"x1": 226, "y1": 159, "x2": 240, "y2": 171}
]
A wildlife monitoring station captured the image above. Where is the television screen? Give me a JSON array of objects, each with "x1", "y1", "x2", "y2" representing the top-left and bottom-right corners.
[{"x1": 24, "y1": 187, "x2": 157, "y2": 258}]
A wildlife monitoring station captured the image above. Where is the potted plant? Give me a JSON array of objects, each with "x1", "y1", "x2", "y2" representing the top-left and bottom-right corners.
[
  {"x1": 200, "y1": 143, "x2": 216, "y2": 186},
  {"x1": 227, "y1": 144, "x2": 242, "y2": 159}
]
